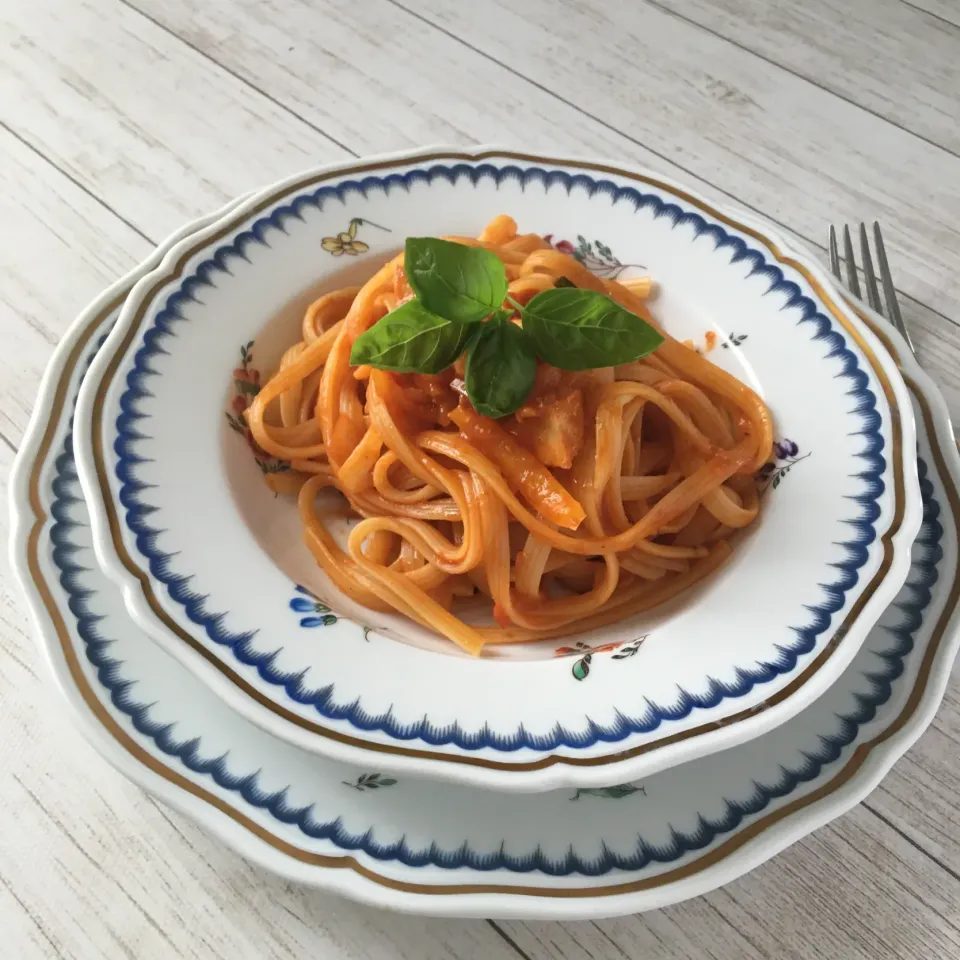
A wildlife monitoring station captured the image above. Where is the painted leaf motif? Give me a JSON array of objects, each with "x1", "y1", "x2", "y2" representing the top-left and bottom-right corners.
[
  {"x1": 570, "y1": 784, "x2": 644, "y2": 800},
  {"x1": 344, "y1": 772, "x2": 398, "y2": 791},
  {"x1": 601, "y1": 784, "x2": 641, "y2": 798},
  {"x1": 612, "y1": 635, "x2": 647, "y2": 659},
  {"x1": 572, "y1": 657, "x2": 590, "y2": 680}
]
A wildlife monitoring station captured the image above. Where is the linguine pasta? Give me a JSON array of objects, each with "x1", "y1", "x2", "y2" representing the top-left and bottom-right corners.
[{"x1": 245, "y1": 215, "x2": 774, "y2": 655}]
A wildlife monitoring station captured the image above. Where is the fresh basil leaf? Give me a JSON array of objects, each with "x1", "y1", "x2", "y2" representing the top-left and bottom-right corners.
[
  {"x1": 465, "y1": 313, "x2": 536, "y2": 419},
  {"x1": 555, "y1": 276, "x2": 576, "y2": 288},
  {"x1": 522, "y1": 288, "x2": 664, "y2": 370},
  {"x1": 405, "y1": 237, "x2": 508, "y2": 324},
  {"x1": 349, "y1": 299, "x2": 471, "y2": 374}
]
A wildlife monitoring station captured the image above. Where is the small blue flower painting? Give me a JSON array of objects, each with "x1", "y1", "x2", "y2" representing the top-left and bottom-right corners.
[{"x1": 289, "y1": 585, "x2": 338, "y2": 628}]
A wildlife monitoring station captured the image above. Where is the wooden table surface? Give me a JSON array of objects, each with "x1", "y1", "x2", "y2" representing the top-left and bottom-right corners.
[{"x1": 2, "y1": 1, "x2": 960, "y2": 956}]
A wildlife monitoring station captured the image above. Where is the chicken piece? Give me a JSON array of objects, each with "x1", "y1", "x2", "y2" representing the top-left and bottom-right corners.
[
  {"x1": 393, "y1": 264, "x2": 415, "y2": 306},
  {"x1": 515, "y1": 364, "x2": 564, "y2": 420},
  {"x1": 506, "y1": 387, "x2": 584, "y2": 469}
]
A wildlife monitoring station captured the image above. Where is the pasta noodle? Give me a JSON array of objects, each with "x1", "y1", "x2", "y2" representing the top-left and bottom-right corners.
[{"x1": 245, "y1": 216, "x2": 774, "y2": 655}]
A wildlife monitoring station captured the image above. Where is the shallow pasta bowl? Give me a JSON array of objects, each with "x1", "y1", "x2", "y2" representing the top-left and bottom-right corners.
[{"x1": 72, "y1": 147, "x2": 922, "y2": 791}]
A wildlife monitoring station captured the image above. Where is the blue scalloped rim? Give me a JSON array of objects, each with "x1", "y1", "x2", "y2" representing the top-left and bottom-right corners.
[
  {"x1": 113, "y1": 162, "x2": 888, "y2": 753},
  {"x1": 52, "y1": 367, "x2": 942, "y2": 874}
]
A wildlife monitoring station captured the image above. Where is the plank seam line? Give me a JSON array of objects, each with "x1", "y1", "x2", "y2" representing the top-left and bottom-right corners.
[
  {"x1": 0, "y1": 120, "x2": 155, "y2": 247},
  {"x1": 487, "y1": 920, "x2": 536, "y2": 960},
  {"x1": 864, "y1": 800, "x2": 960, "y2": 886}
]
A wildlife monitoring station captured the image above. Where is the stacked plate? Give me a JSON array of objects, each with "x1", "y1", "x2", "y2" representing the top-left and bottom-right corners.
[{"x1": 9, "y1": 148, "x2": 960, "y2": 919}]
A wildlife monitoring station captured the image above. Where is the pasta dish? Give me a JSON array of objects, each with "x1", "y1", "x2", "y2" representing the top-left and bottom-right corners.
[{"x1": 244, "y1": 215, "x2": 774, "y2": 655}]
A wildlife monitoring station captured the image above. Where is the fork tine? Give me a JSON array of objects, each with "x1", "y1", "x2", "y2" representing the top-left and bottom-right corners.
[
  {"x1": 873, "y1": 222, "x2": 915, "y2": 352},
  {"x1": 842, "y1": 224, "x2": 862, "y2": 299},
  {"x1": 872, "y1": 222, "x2": 903, "y2": 326},
  {"x1": 828, "y1": 225, "x2": 841, "y2": 281},
  {"x1": 859, "y1": 223, "x2": 883, "y2": 313}
]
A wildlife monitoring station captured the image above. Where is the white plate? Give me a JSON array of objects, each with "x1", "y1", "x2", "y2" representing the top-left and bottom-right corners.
[
  {"x1": 9, "y1": 208, "x2": 958, "y2": 919},
  {"x1": 73, "y1": 148, "x2": 922, "y2": 790}
]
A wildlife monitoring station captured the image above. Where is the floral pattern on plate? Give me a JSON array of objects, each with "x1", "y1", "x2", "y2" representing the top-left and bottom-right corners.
[
  {"x1": 224, "y1": 341, "x2": 289, "y2": 476},
  {"x1": 290, "y1": 585, "x2": 339, "y2": 628}
]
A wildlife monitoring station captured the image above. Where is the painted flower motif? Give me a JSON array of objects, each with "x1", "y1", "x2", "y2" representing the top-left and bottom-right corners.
[
  {"x1": 774, "y1": 439, "x2": 800, "y2": 460},
  {"x1": 555, "y1": 636, "x2": 647, "y2": 680},
  {"x1": 244, "y1": 430, "x2": 269, "y2": 461},
  {"x1": 555, "y1": 641, "x2": 620, "y2": 657},
  {"x1": 543, "y1": 233, "x2": 643, "y2": 280},
  {"x1": 758, "y1": 439, "x2": 810, "y2": 494},
  {"x1": 321, "y1": 234, "x2": 368, "y2": 257},
  {"x1": 232, "y1": 366, "x2": 260, "y2": 386},
  {"x1": 321, "y1": 217, "x2": 389, "y2": 257},
  {"x1": 289, "y1": 585, "x2": 338, "y2": 628},
  {"x1": 224, "y1": 341, "x2": 289, "y2": 477},
  {"x1": 756, "y1": 461, "x2": 776, "y2": 480}
]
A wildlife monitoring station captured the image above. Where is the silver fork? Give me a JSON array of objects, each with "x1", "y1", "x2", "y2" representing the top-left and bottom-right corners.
[{"x1": 828, "y1": 222, "x2": 915, "y2": 356}]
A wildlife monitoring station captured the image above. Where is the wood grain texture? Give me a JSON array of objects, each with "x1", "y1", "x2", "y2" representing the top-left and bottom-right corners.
[
  {"x1": 2, "y1": 0, "x2": 960, "y2": 957},
  {"x1": 0, "y1": 127, "x2": 151, "y2": 446},
  {"x1": 497, "y1": 804, "x2": 960, "y2": 959},
  {"x1": 0, "y1": 0, "x2": 351, "y2": 238},
  {"x1": 652, "y1": 0, "x2": 960, "y2": 153},
  {"x1": 904, "y1": 0, "x2": 960, "y2": 29}
]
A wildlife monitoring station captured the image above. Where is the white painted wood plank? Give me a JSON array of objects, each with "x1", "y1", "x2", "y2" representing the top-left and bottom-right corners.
[
  {"x1": 868, "y1": 679, "x2": 960, "y2": 876},
  {"x1": 0, "y1": 0, "x2": 351, "y2": 239},
  {"x1": 390, "y1": 0, "x2": 960, "y2": 319},
  {"x1": 651, "y1": 0, "x2": 960, "y2": 153},
  {"x1": 0, "y1": 441, "x2": 526, "y2": 959},
  {"x1": 897, "y1": 301, "x2": 960, "y2": 419},
  {"x1": 0, "y1": 128, "x2": 152, "y2": 446}
]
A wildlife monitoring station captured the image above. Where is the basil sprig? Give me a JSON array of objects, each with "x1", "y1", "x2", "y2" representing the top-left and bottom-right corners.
[
  {"x1": 349, "y1": 237, "x2": 663, "y2": 417},
  {"x1": 350, "y1": 299, "x2": 470, "y2": 374},
  {"x1": 523, "y1": 287, "x2": 663, "y2": 372},
  {"x1": 465, "y1": 311, "x2": 536, "y2": 419},
  {"x1": 405, "y1": 237, "x2": 509, "y2": 324}
]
